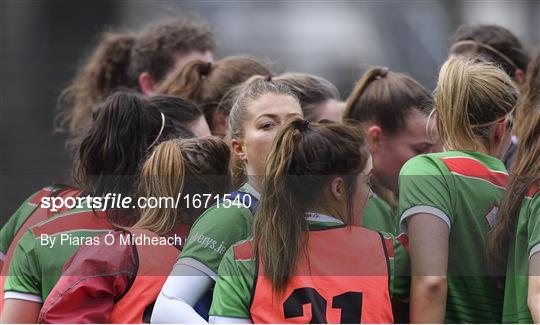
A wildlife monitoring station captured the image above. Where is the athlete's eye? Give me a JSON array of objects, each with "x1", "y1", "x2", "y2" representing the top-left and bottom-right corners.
[
  {"x1": 412, "y1": 145, "x2": 431, "y2": 155},
  {"x1": 259, "y1": 121, "x2": 276, "y2": 130}
]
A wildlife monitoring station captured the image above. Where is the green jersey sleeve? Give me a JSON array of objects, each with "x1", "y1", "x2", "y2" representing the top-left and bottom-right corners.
[
  {"x1": 398, "y1": 155, "x2": 454, "y2": 233},
  {"x1": 527, "y1": 194, "x2": 540, "y2": 258},
  {"x1": 4, "y1": 230, "x2": 42, "y2": 300},
  {"x1": 178, "y1": 205, "x2": 253, "y2": 277},
  {"x1": 209, "y1": 245, "x2": 255, "y2": 319},
  {"x1": 0, "y1": 190, "x2": 40, "y2": 255}
]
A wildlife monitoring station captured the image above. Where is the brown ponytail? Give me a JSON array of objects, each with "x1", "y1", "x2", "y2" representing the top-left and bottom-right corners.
[
  {"x1": 516, "y1": 51, "x2": 540, "y2": 140},
  {"x1": 135, "y1": 137, "x2": 232, "y2": 235},
  {"x1": 253, "y1": 118, "x2": 370, "y2": 296},
  {"x1": 157, "y1": 56, "x2": 270, "y2": 133},
  {"x1": 487, "y1": 52, "x2": 540, "y2": 275},
  {"x1": 343, "y1": 66, "x2": 432, "y2": 135},
  {"x1": 56, "y1": 32, "x2": 137, "y2": 137},
  {"x1": 157, "y1": 60, "x2": 211, "y2": 103},
  {"x1": 343, "y1": 66, "x2": 431, "y2": 208},
  {"x1": 73, "y1": 92, "x2": 184, "y2": 200}
]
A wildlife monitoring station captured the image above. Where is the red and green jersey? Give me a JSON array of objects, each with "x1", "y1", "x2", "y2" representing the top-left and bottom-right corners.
[
  {"x1": 362, "y1": 194, "x2": 396, "y2": 235},
  {"x1": 3, "y1": 206, "x2": 116, "y2": 303},
  {"x1": 0, "y1": 186, "x2": 82, "y2": 311},
  {"x1": 177, "y1": 184, "x2": 259, "y2": 278},
  {"x1": 503, "y1": 188, "x2": 540, "y2": 323},
  {"x1": 0, "y1": 190, "x2": 41, "y2": 260},
  {"x1": 398, "y1": 150, "x2": 508, "y2": 323},
  {"x1": 209, "y1": 213, "x2": 408, "y2": 323},
  {"x1": 0, "y1": 185, "x2": 77, "y2": 260}
]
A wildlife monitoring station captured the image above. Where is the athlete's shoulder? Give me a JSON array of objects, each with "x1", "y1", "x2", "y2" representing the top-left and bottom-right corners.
[
  {"x1": 29, "y1": 208, "x2": 110, "y2": 238},
  {"x1": 525, "y1": 186, "x2": 540, "y2": 216},
  {"x1": 526, "y1": 184, "x2": 540, "y2": 201},
  {"x1": 400, "y1": 152, "x2": 452, "y2": 176},
  {"x1": 192, "y1": 199, "x2": 254, "y2": 231}
]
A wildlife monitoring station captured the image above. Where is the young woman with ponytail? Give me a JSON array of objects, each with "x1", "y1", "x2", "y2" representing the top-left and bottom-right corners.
[
  {"x1": 156, "y1": 56, "x2": 270, "y2": 137},
  {"x1": 56, "y1": 17, "x2": 215, "y2": 138},
  {"x1": 209, "y1": 118, "x2": 400, "y2": 323},
  {"x1": 398, "y1": 58, "x2": 518, "y2": 323},
  {"x1": 148, "y1": 95, "x2": 211, "y2": 138},
  {"x1": 0, "y1": 92, "x2": 188, "y2": 323},
  {"x1": 0, "y1": 94, "x2": 204, "y2": 275},
  {"x1": 343, "y1": 66, "x2": 439, "y2": 234},
  {"x1": 449, "y1": 24, "x2": 531, "y2": 168},
  {"x1": 486, "y1": 51, "x2": 540, "y2": 323},
  {"x1": 152, "y1": 76, "x2": 303, "y2": 323},
  {"x1": 450, "y1": 24, "x2": 529, "y2": 87},
  {"x1": 38, "y1": 137, "x2": 232, "y2": 323},
  {"x1": 55, "y1": 32, "x2": 137, "y2": 138}
]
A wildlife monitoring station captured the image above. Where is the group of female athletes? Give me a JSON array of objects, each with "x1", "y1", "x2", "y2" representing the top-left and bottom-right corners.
[{"x1": 0, "y1": 17, "x2": 539, "y2": 324}]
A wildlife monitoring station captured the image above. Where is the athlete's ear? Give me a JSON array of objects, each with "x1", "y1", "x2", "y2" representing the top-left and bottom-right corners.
[
  {"x1": 490, "y1": 121, "x2": 511, "y2": 159},
  {"x1": 329, "y1": 177, "x2": 346, "y2": 202},
  {"x1": 231, "y1": 138, "x2": 247, "y2": 162},
  {"x1": 367, "y1": 125, "x2": 382, "y2": 153},
  {"x1": 138, "y1": 72, "x2": 156, "y2": 96}
]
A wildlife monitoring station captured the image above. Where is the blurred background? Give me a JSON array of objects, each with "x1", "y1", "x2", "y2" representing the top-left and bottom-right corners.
[{"x1": 1, "y1": 0, "x2": 539, "y2": 224}]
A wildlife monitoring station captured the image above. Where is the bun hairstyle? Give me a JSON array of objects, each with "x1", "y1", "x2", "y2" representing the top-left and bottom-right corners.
[
  {"x1": 434, "y1": 58, "x2": 518, "y2": 151},
  {"x1": 451, "y1": 24, "x2": 529, "y2": 79},
  {"x1": 156, "y1": 56, "x2": 270, "y2": 132},
  {"x1": 135, "y1": 137, "x2": 232, "y2": 235},
  {"x1": 273, "y1": 73, "x2": 340, "y2": 121},
  {"x1": 253, "y1": 118, "x2": 370, "y2": 296},
  {"x1": 343, "y1": 66, "x2": 432, "y2": 135},
  {"x1": 56, "y1": 32, "x2": 137, "y2": 137}
]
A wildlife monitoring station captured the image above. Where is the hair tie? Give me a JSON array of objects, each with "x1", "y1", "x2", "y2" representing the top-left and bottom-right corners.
[
  {"x1": 450, "y1": 40, "x2": 519, "y2": 72},
  {"x1": 148, "y1": 112, "x2": 166, "y2": 149},
  {"x1": 376, "y1": 67, "x2": 389, "y2": 80},
  {"x1": 265, "y1": 75, "x2": 272, "y2": 82},
  {"x1": 297, "y1": 119, "x2": 310, "y2": 132},
  {"x1": 201, "y1": 61, "x2": 212, "y2": 76},
  {"x1": 471, "y1": 108, "x2": 515, "y2": 129}
]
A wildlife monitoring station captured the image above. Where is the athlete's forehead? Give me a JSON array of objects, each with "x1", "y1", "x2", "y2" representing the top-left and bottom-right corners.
[{"x1": 248, "y1": 94, "x2": 302, "y2": 121}]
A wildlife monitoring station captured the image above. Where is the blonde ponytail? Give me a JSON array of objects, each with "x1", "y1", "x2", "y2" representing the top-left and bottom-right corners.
[
  {"x1": 435, "y1": 58, "x2": 517, "y2": 151},
  {"x1": 135, "y1": 139, "x2": 186, "y2": 235}
]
